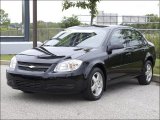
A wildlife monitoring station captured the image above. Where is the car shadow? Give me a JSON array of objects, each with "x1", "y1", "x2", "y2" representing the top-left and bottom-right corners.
[
  {"x1": 12, "y1": 91, "x2": 84, "y2": 103},
  {"x1": 106, "y1": 79, "x2": 139, "y2": 92},
  {"x1": 12, "y1": 79, "x2": 140, "y2": 103}
]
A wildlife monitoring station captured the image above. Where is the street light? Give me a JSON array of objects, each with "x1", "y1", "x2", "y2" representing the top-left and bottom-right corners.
[{"x1": 33, "y1": 0, "x2": 37, "y2": 48}]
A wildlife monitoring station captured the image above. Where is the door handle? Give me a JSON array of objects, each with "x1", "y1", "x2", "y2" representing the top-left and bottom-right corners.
[
  {"x1": 141, "y1": 49, "x2": 145, "y2": 52},
  {"x1": 125, "y1": 52, "x2": 131, "y2": 55}
]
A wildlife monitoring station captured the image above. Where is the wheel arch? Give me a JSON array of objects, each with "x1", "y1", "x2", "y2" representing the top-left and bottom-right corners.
[
  {"x1": 84, "y1": 61, "x2": 107, "y2": 90},
  {"x1": 145, "y1": 52, "x2": 155, "y2": 67}
]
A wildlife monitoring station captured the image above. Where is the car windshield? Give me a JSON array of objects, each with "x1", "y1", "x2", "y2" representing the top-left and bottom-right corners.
[{"x1": 43, "y1": 29, "x2": 108, "y2": 48}]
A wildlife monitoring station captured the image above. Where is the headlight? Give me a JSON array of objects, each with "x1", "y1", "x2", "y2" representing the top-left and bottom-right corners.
[
  {"x1": 54, "y1": 59, "x2": 82, "y2": 72},
  {"x1": 10, "y1": 56, "x2": 17, "y2": 69}
]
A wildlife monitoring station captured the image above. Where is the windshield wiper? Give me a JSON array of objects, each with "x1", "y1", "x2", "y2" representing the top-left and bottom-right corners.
[
  {"x1": 35, "y1": 46, "x2": 66, "y2": 59},
  {"x1": 52, "y1": 38, "x2": 61, "y2": 40},
  {"x1": 42, "y1": 45, "x2": 52, "y2": 47},
  {"x1": 34, "y1": 46, "x2": 56, "y2": 56}
]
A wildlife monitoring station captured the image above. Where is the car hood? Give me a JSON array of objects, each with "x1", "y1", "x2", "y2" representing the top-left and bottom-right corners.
[{"x1": 16, "y1": 46, "x2": 96, "y2": 63}]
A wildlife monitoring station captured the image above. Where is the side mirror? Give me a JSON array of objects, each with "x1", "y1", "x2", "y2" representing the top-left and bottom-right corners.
[{"x1": 107, "y1": 43, "x2": 124, "y2": 54}]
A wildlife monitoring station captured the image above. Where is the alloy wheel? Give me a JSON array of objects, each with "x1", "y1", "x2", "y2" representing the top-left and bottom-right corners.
[
  {"x1": 145, "y1": 63, "x2": 152, "y2": 82},
  {"x1": 91, "y1": 72, "x2": 103, "y2": 97}
]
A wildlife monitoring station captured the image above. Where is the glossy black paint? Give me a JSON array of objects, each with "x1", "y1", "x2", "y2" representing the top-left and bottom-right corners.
[{"x1": 6, "y1": 25, "x2": 156, "y2": 93}]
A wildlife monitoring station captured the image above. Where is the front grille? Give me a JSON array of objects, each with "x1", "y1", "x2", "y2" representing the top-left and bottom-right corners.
[
  {"x1": 18, "y1": 62, "x2": 52, "y2": 72},
  {"x1": 15, "y1": 79, "x2": 42, "y2": 89},
  {"x1": 14, "y1": 79, "x2": 74, "y2": 90}
]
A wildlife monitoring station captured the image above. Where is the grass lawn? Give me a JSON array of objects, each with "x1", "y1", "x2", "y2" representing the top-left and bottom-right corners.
[
  {"x1": 154, "y1": 59, "x2": 160, "y2": 75},
  {"x1": 0, "y1": 55, "x2": 15, "y2": 61},
  {"x1": 0, "y1": 55, "x2": 160, "y2": 75}
]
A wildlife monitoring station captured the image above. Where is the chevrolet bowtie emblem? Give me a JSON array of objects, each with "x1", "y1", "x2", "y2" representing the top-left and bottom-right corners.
[{"x1": 28, "y1": 65, "x2": 35, "y2": 68}]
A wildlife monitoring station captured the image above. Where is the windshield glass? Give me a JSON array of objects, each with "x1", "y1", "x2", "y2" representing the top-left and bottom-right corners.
[{"x1": 43, "y1": 29, "x2": 108, "y2": 48}]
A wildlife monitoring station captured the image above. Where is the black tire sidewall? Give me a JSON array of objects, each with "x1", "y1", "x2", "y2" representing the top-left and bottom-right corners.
[
  {"x1": 84, "y1": 68, "x2": 105, "y2": 100},
  {"x1": 144, "y1": 61, "x2": 153, "y2": 84},
  {"x1": 139, "y1": 60, "x2": 153, "y2": 85}
]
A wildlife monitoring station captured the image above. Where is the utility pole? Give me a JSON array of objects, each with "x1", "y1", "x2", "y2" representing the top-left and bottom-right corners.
[{"x1": 33, "y1": 0, "x2": 37, "y2": 48}]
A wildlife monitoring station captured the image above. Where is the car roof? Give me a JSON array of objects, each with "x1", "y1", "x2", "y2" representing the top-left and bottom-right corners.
[{"x1": 66, "y1": 25, "x2": 133, "y2": 32}]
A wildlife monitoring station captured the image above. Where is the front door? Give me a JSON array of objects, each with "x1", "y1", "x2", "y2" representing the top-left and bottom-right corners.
[{"x1": 107, "y1": 29, "x2": 132, "y2": 80}]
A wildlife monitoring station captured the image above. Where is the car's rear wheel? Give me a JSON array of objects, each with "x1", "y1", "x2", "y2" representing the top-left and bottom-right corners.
[
  {"x1": 83, "y1": 68, "x2": 104, "y2": 101},
  {"x1": 138, "y1": 60, "x2": 153, "y2": 85}
]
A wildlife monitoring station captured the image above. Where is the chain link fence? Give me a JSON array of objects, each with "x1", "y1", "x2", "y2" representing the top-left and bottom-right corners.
[
  {"x1": 29, "y1": 28, "x2": 63, "y2": 42},
  {"x1": 77, "y1": 13, "x2": 159, "y2": 25},
  {"x1": 1, "y1": 28, "x2": 63, "y2": 42}
]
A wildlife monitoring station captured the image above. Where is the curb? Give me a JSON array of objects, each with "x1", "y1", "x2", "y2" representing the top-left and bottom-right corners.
[
  {"x1": 0, "y1": 60, "x2": 159, "y2": 83},
  {"x1": 152, "y1": 74, "x2": 160, "y2": 83}
]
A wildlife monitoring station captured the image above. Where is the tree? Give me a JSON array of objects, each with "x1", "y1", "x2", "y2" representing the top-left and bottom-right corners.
[
  {"x1": 0, "y1": 9, "x2": 10, "y2": 26},
  {"x1": 62, "y1": 0, "x2": 100, "y2": 25},
  {"x1": 60, "y1": 15, "x2": 81, "y2": 28},
  {"x1": 37, "y1": 20, "x2": 46, "y2": 28},
  {"x1": 146, "y1": 14, "x2": 160, "y2": 29}
]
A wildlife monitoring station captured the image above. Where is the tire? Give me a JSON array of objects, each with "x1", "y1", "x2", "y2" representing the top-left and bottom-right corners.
[
  {"x1": 138, "y1": 60, "x2": 153, "y2": 85},
  {"x1": 83, "y1": 68, "x2": 104, "y2": 101}
]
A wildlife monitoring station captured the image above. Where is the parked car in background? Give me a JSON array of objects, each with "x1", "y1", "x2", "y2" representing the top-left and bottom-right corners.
[{"x1": 7, "y1": 25, "x2": 156, "y2": 100}]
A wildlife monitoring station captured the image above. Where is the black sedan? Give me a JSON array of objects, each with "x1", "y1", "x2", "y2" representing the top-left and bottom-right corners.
[{"x1": 6, "y1": 25, "x2": 156, "y2": 100}]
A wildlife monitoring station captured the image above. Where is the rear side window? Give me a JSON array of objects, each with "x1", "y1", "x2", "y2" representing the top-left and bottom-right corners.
[
  {"x1": 128, "y1": 30, "x2": 140, "y2": 46},
  {"x1": 131, "y1": 30, "x2": 146, "y2": 45},
  {"x1": 110, "y1": 29, "x2": 147, "y2": 48},
  {"x1": 126, "y1": 30, "x2": 146, "y2": 47}
]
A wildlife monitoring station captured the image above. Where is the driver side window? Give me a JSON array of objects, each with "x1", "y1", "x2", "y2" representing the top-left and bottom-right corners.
[{"x1": 110, "y1": 29, "x2": 128, "y2": 47}]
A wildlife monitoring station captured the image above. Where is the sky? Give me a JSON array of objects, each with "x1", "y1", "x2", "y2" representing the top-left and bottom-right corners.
[{"x1": 1, "y1": 0, "x2": 160, "y2": 23}]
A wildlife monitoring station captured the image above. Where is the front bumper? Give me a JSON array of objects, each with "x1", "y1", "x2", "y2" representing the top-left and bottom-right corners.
[{"x1": 6, "y1": 69, "x2": 86, "y2": 94}]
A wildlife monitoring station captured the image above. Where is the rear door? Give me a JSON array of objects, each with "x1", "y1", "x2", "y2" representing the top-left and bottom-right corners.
[{"x1": 128, "y1": 30, "x2": 147, "y2": 74}]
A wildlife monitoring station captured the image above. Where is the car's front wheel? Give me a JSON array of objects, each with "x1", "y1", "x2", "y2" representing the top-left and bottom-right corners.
[
  {"x1": 138, "y1": 60, "x2": 153, "y2": 85},
  {"x1": 83, "y1": 68, "x2": 104, "y2": 101}
]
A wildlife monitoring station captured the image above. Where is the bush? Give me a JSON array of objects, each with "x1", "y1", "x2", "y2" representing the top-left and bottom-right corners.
[
  {"x1": 145, "y1": 33, "x2": 160, "y2": 59},
  {"x1": 60, "y1": 15, "x2": 81, "y2": 28}
]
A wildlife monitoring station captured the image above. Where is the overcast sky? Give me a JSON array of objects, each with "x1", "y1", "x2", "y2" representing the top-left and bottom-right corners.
[{"x1": 1, "y1": 0, "x2": 160, "y2": 23}]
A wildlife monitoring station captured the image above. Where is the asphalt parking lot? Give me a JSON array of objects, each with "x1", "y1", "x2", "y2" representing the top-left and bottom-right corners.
[{"x1": 1, "y1": 65, "x2": 159, "y2": 119}]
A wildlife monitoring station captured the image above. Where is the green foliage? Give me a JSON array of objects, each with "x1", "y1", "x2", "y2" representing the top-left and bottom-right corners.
[
  {"x1": 146, "y1": 14, "x2": 160, "y2": 29},
  {"x1": 145, "y1": 33, "x2": 160, "y2": 59},
  {"x1": 62, "y1": 0, "x2": 100, "y2": 25},
  {"x1": 0, "y1": 9, "x2": 10, "y2": 26},
  {"x1": 30, "y1": 21, "x2": 61, "y2": 29},
  {"x1": 0, "y1": 54, "x2": 15, "y2": 60},
  {"x1": 0, "y1": 27, "x2": 8, "y2": 31},
  {"x1": 60, "y1": 15, "x2": 81, "y2": 28},
  {"x1": 153, "y1": 59, "x2": 160, "y2": 74}
]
